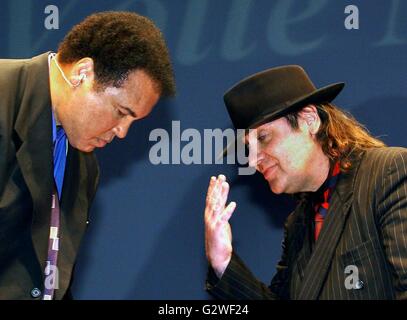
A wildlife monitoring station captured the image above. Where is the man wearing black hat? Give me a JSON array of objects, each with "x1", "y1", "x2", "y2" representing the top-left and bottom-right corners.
[{"x1": 204, "y1": 66, "x2": 407, "y2": 299}]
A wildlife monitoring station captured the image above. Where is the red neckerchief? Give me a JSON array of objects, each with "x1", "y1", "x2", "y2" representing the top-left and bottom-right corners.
[{"x1": 314, "y1": 162, "x2": 341, "y2": 241}]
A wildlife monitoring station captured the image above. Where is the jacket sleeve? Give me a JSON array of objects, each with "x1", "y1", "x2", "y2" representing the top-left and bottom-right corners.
[
  {"x1": 205, "y1": 216, "x2": 294, "y2": 300},
  {"x1": 377, "y1": 148, "x2": 407, "y2": 299}
]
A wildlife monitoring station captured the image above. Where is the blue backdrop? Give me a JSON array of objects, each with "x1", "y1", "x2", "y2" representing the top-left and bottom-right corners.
[{"x1": 0, "y1": 0, "x2": 406, "y2": 299}]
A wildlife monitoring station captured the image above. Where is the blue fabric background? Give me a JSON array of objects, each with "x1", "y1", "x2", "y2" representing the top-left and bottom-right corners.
[{"x1": 0, "y1": 0, "x2": 406, "y2": 299}]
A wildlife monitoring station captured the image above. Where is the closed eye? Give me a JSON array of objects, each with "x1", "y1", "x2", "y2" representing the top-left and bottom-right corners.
[
  {"x1": 116, "y1": 108, "x2": 127, "y2": 118},
  {"x1": 119, "y1": 105, "x2": 137, "y2": 118},
  {"x1": 257, "y1": 134, "x2": 268, "y2": 142}
]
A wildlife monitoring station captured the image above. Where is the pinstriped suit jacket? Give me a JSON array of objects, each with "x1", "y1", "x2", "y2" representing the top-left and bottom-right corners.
[{"x1": 207, "y1": 147, "x2": 407, "y2": 300}]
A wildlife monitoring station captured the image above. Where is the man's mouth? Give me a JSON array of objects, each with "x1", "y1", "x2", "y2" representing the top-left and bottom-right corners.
[
  {"x1": 94, "y1": 138, "x2": 108, "y2": 147},
  {"x1": 262, "y1": 164, "x2": 278, "y2": 179}
]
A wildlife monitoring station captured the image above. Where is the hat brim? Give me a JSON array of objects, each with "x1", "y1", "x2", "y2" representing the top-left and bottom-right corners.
[{"x1": 220, "y1": 82, "x2": 345, "y2": 158}]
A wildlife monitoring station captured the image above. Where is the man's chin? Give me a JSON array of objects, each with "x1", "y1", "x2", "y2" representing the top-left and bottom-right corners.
[
  {"x1": 268, "y1": 181, "x2": 285, "y2": 194},
  {"x1": 270, "y1": 186, "x2": 284, "y2": 194},
  {"x1": 69, "y1": 138, "x2": 101, "y2": 152},
  {"x1": 76, "y1": 143, "x2": 96, "y2": 153}
]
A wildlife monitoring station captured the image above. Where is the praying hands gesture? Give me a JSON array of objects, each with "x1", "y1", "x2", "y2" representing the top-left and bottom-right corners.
[{"x1": 204, "y1": 175, "x2": 237, "y2": 278}]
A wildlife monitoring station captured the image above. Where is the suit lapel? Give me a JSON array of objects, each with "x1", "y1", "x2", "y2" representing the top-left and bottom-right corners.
[
  {"x1": 54, "y1": 146, "x2": 88, "y2": 298},
  {"x1": 296, "y1": 153, "x2": 364, "y2": 299},
  {"x1": 59, "y1": 145, "x2": 99, "y2": 250},
  {"x1": 15, "y1": 53, "x2": 54, "y2": 268},
  {"x1": 288, "y1": 199, "x2": 313, "y2": 299},
  {"x1": 294, "y1": 220, "x2": 312, "y2": 281}
]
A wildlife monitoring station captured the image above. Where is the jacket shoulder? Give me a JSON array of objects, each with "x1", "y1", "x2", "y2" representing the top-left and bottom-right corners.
[
  {"x1": 360, "y1": 147, "x2": 407, "y2": 174},
  {"x1": 0, "y1": 52, "x2": 50, "y2": 114},
  {"x1": 363, "y1": 146, "x2": 407, "y2": 158}
]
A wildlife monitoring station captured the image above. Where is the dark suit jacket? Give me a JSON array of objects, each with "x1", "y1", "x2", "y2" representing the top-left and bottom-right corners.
[
  {"x1": 207, "y1": 147, "x2": 407, "y2": 299},
  {"x1": 0, "y1": 53, "x2": 99, "y2": 299}
]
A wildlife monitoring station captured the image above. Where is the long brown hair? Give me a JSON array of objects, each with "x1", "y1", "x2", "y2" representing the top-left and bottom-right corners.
[{"x1": 285, "y1": 103, "x2": 386, "y2": 171}]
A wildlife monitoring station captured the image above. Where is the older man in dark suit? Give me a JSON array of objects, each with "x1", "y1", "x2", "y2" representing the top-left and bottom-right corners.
[
  {"x1": 204, "y1": 66, "x2": 407, "y2": 299},
  {"x1": 0, "y1": 11, "x2": 175, "y2": 300}
]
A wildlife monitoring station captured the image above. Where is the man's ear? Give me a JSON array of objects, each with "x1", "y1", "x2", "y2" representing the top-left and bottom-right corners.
[
  {"x1": 70, "y1": 57, "x2": 94, "y2": 86},
  {"x1": 298, "y1": 104, "x2": 321, "y2": 135}
]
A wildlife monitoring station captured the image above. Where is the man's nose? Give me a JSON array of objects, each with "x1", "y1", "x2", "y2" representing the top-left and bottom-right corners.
[
  {"x1": 248, "y1": 144, "x2": 263, "y2": 168},
  {"x1": 113, "y1": 119, "x2": 133, "y2": 139}
]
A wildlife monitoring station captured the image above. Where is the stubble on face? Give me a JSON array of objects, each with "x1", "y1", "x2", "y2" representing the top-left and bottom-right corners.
[{"x1": 249, "y1": 117, "x2": 329, "y2": 194}]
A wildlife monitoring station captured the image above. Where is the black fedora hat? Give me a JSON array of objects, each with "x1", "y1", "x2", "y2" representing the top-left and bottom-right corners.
[
  {"x1": 222, "y1": 65, "x2": 344, "y2": 156},
  {"x1": 225, "y1": 65, "x2": 344, "y2": 130}
]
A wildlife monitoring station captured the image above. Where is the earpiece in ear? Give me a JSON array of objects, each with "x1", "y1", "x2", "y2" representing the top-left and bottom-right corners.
[{"x1": 70, "y1": 73, "x2": 87, "y2": 88}]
